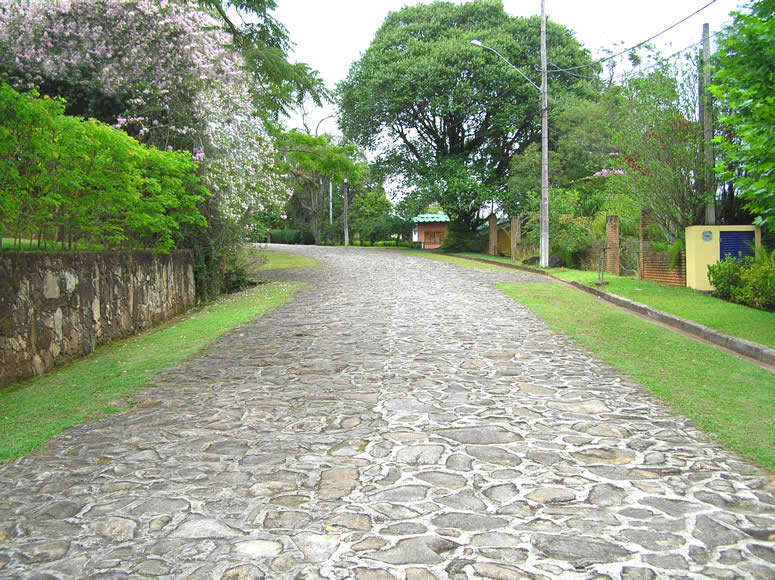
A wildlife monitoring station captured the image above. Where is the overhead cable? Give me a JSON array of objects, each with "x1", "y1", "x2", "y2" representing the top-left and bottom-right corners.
[{"x1": 546, "y1": 0, "x2": 718, "y2": 73}]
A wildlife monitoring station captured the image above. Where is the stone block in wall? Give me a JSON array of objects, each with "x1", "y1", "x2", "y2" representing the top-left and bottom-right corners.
[{"x1": 0, "y1": 251, "x2": 195, "y2": 385}]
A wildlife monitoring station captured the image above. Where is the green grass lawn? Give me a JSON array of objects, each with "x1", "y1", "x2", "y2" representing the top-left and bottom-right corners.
[
  {"x1": 253, "y1": 247, "x2": 318, "y2": 270},
  {"x1": 0, "y1": 281, "x2": 304, "y2": 462},
  {"x1": 406, "y1": 250, "x2": 513, "y2": 271},
  {"x1": 453, "y1": 252, "x2": 775, "y2": 349},
  {"x1": 499, "y1": 282, "x2": 775, "y2": 471}
]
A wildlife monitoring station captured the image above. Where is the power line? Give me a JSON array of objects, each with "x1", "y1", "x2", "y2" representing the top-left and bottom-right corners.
[
  {"x1": 546, "y1": 0, "x2": 718, "y2": 74},
  {"x1": 618, "y1": 29, "x2": 723, "y2": 80},
  {"x1": 619, "y1": 40, "x2": 701, "y2": 80}
]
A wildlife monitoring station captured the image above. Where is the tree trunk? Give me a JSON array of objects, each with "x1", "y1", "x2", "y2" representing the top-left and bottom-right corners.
[
  {"x1": 510, "y1": 216, "x2": 520, "y2": 261},
  {"x1": 488, "y1": 213, "x2": 498, "y2": 255},
  {"x1": 343, "y1": 180, "x2": 349, "y2": 247}
]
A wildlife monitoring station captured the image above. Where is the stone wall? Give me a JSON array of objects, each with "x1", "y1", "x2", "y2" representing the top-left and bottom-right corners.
[{"x1": 0, "y1": 251, "x2": 195, "y2": 385}]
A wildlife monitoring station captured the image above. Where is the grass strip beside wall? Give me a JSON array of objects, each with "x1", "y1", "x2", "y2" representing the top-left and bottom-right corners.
[{"x1": 498, "y1": 282, "x2": 775, "y2": 471}]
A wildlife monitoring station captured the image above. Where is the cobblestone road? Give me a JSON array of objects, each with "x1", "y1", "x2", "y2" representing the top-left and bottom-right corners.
[{"x1": 1, "y1": 245, "x2": 774, "y2": 579}]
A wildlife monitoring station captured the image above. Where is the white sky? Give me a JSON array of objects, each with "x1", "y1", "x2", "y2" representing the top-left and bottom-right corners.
[{"x1": 273, "y1": 0, "x2": 743, "y2": 134}]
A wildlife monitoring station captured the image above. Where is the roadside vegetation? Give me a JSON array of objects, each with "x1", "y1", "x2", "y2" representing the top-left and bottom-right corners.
[
  {"x1": 255, "y1": 247, "x2": 318, "y2": 270},
  {"x1": 499, "y1": 282, "x2": 775, "y2": 471},
  {"x1": 452, "y1": 252, "x2": 775, "y2": 349},
  {"x1": 0, "y1": 280, "x2": 305, "y2": 462}
]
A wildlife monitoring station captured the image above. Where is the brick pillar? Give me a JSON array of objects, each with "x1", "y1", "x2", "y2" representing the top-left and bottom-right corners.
[
  {"x1": 488, "y1": 214, "x2": 498, "y2": 256},
  {"x1": 639, "y1": 208, "x2": 651, "y2": 277},
  {"x1": 605, "y1": 215, "x2": 620, "y2": 275}
]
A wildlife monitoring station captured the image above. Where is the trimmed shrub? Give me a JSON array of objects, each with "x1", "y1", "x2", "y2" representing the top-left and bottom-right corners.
[
  {"x1": 708, "y1": 257, "x2": 746, "y2": 302},
  {"x1": 268, "y1": 229, "x2": 300, "y2": 244},
  {"x1": 739, "y1": 259, "x2": 775, "y2": 310},
  {"x1": 708, "y1": 252, "x2": 775, "y2": 311},
  {"x1": 440, "y1": 230, "x2": 487, "y2": 253}
]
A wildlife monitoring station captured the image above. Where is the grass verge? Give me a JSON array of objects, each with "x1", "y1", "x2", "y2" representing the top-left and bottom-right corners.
[
  {"x1": 0, "y1": 281, "x2": 305, "y2": 462},
  {"x1": 253, "y1": 247, "x2": 317, "y2": 270},
  {"x1": 406, "y1": 250, "x2": 512, "y2": 271},
  {"x1": 547, "y1": 268, "x2": 775, "y2": 350},
  {"x1": 454, "y1": 252, "x2": 775, "y2": 349},
  {"x1": 499, "y1": 282, "x2": 775, "y2": 471}
]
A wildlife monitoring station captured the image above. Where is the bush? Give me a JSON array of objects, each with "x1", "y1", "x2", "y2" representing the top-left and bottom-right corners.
[
  {"x1": 298, "y1": 227, "x2": 315, "y2": 245},
  {"x1": 0, "y1": 82, "x2": 206, "y2": 253},
  {"x1": 373, "y1": 240, "x2": 413, "y2": 248},
  {"x1": 440, "y1": 230, "x2": 487, "y2": 253},
  {"x1": 708, "y1": 257, "x2": 746, "y2": 302},
  {"x1": 268, "y1": 229, "x2": 300, "y2": 244},
  {"x1": 739, "y1": 259, "x2": 775, "y2": 310},
  {"x1": 222, "y1": 264, "x2": 257, "y2": 293},
  {"x1": 708, "y1": 251, "x2": 775, "y2": 310}
]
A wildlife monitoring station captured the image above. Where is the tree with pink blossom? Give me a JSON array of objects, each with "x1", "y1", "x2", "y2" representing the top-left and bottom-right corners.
[{"x1": 0, "y1": 0, "x2": 304, "y2": 296}]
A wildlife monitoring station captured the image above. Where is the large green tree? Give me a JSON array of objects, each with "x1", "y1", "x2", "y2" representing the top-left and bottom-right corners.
[
  {"x1": 712, "y1": 0, "x2": 775, "y2": 232},
  {"x1": 277, "y1": 131, "x2": 366, "y2": 244},
  {"x1": 338, "y1": 0, "x2": 597, "y2": 232}
]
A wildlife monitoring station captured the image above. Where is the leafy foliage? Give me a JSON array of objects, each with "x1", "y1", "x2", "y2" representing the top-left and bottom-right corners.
[
  {"x1": 277, "y1": 131, "x2": 366, "y2": 244},
  {"x1": 708, "y1": 250, "x2": 775, "y2": 311},
  {"x1": 200, "y1": 0, "x2": 328, "y2": 119},
  {"x1": 0, "y1": 82, "x2": 206, "y2": 252},
  {"x1": 350, "y1": 190, "x2": 393, "y2": 244},
  {"x1": 0, "y1": 0, "x2": 304, "y2": 298},
  {"x1": 609, "y1": 71, "x2": 708, "y2": 243},
  {"x1": 712, "y1": 0, "x2": 775, "y2": 231}
]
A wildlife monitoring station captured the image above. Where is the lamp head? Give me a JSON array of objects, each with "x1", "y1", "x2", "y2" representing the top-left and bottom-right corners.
[{"x1": 470, "y1": 39, "x2": 483, "y2": 47}]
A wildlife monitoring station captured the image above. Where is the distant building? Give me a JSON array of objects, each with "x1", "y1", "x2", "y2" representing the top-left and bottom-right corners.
[{"x1": 413, "y1": 212, "x2": 450, "y2": 249}]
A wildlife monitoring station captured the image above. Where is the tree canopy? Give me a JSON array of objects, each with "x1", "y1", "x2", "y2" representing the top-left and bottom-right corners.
[
  {"x1": 276, "y1": 131, "x2": 366, "y2": 243},
  {"x1": 712, "y1": 0, "x2": 775, "y2": 232},
  {"x1": 337, "y1": 0, "x2": 598, "y2": 231}
]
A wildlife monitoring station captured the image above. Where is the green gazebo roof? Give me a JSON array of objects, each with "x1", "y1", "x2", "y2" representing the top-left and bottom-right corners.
[{"x1": 413, "y1": 212, "x2": 450, "y2": 223}]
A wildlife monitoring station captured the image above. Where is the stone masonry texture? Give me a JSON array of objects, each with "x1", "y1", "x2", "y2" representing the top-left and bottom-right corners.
[
  {"x1": 0, "y1": 245, "x2": 773, "y2": 578},
  {"x1": 0, "y1": 251, "x2": 196, "y2": 385}
]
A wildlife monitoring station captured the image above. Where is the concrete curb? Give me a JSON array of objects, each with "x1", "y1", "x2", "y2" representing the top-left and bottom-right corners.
[
  {"x1": 569, "y1": 281, "x2": 775, "y2": 368},
  {"x1": 448, "y1": 254, "x2": 775, "y2": 369},
  {"x1": 460, "y1": 256, "x2": 552, "y2": 276}
]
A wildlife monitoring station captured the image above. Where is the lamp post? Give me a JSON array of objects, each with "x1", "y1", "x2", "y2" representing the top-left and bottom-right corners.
[{"x1": 471, "y1": 1, "x2": 549, "y2": 267}]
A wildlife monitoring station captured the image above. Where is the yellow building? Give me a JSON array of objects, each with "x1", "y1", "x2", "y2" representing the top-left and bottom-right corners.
[{"x1": 685, "y1": 225, "x2": 761, "y2": 291}]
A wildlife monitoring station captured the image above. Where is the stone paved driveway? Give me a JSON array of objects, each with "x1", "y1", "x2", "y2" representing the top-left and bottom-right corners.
[{"x1": 1, "y1": 245, "x2": 774, "y2": 579}]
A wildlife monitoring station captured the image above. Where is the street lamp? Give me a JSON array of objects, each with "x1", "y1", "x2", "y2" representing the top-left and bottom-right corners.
[{"x1": 471, "y1": 1, "x2": 549, "y2": 267}]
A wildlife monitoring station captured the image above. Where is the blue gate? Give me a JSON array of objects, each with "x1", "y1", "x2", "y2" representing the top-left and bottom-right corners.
[{"x1": 719, "y1": 230, "x2": 755, "y2": 260}]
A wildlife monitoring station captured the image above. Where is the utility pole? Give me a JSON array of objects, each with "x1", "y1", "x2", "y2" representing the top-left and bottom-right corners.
[
  {"x1": 700, "y1": 23, "x2": 716, "y2": 225},
  {"x1": 343, "y1": 178, "x2": 350, "y2": 247},
  {"x1": 539, "y1": 0, "x2": 549, "y2": 267},
  {"x1": 470, "y1": 0, "x2": 549, "y2": 265},
  {"x1": 329, "y1": 180, "x2": 333, "y2": 225}
]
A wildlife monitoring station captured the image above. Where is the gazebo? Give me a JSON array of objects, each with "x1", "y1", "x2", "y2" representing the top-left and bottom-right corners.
[{"x1": 413, "y1": 212, "x2": 450, "y2": 249}]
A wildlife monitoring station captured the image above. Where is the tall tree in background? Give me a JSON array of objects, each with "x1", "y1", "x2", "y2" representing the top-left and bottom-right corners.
[
  {"x1": 338, "y1": 0, "x2": 597, "y2": 233},
  {"x1": 277, "y1": 131, "x2": 366, "y2": 244},
  {"x1": 712, "y1": 0, "x2": 775, "y2": 232},
  {"x1": 611, "y1": 68, "x2": 708, "y2": 243}
]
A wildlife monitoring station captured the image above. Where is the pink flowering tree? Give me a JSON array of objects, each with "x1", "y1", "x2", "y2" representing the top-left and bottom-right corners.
[
  {"x1": 0, "y1": 0, "x2": 290, "y2": 210},
  {"x1": 0, "y1": 0, "x2": 296, "y2": 296}
]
